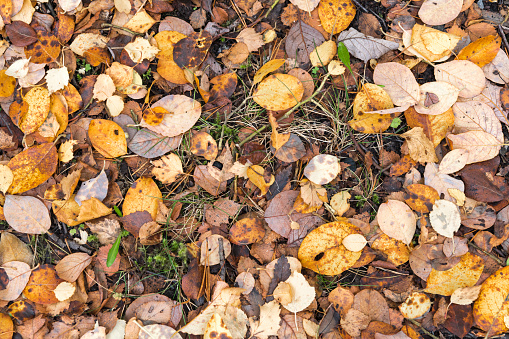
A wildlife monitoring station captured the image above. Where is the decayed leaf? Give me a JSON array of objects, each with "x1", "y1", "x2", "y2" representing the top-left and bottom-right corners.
[
  {"x1": 0, "y1": 71, "x2": 16, "y2": 98},
  {"x1": 139, "y1": 324, "x2": 182, "y2": 339},
  {"x1": 285, "y1": 21, "x2": 325, "y2": 66},
  {"x1": 377, "y1": 200, "x2": 416, "y2": 245},
  {"x1": 23, "y1": 264, "x2": 63, "y2": 304},
  {"x1": 407, "y1": 25, "x2": 460, "y2": 62},
  {"x1": 418, "y1": 0, "x2": 462, "y2": 26},
  {"x1": 434, "y1": 60, "x2": 486, "y2": 98},
  {"x1": 58, "y1": 139, "x2": 77, "y2": 163},
  {"x1": 248, "y1": 300, "x2": 280, "y2": 339},
  {"x1": 55, "y1": 252, "x2": 93, "y2": 282},
  {"x1": 337, "y1": 28, "x2": 399, "y2": 63},
  {"x1": 200, "y1": 234, "x2": 232, "y2": 266},
  {"x1": 282, "y1": 271, "x2": 315, "y2": 313},
  {"x1": 88, "y1": 119, "x2": 127, "y2": 158},
  {"x1": 414, "y1": 81, "x2": 460, "y2": 115},
  {"x1": 425, "y1": 252, "x2": 484, "y2": 296},
  {"x1": 429, "y1": 200, "x2": 461, "y2": 238},
  {"x1": 124, "y1": 37, "x2": 160, "y2": 63},
  {"x1": 299, "y1": 179, "x2": 327, "y2": 208},
  {"x1": 0, "y1": 165, "x2": 13, "y2": 194},
  {"x1": 341, "y1": 308, "x2": 370, "y2": 337},
  {"x1": 236, "y1": 28, "x2": 264, "y2": 52},
  {"x1": 399, "y1": 292, "x2": 431, "y2": 319},
  {"x1": 473, "y1": 266, "x2": 509, "y2": 334},
  {"x1": 0, "y1": 261, "x2": 31, "y2": 301},
  {"x1": 330, "y1": 191, "x2": 351, "y2": 216},
  {"x1": 349, "y1": 83, "x2": 396, "y2": 133},
  {"x1": 75, "y1": 169, "x2": 108, "y2": 206},
  {"x1": 253, "y1": 74, "x2": 304, "y2": 111},
  {"x1": 4, "y1": 195, "x2": 50, "y2": 234},
  {"x1": 19, "y1": 86, "x2": 50, "y2": 134},
  {"x1": 204, "y1": 313, "x2": 232, "y2": 339},
  {"x1": 456, "y1": 35, "x2": 501, "y2": 67},
  {"x1": 303, "y1": 154, "x2": 340, "y2": 185},
  {"x1": 140, "y1": 95, "x2": 202, "y2": 138},
  {"x1": 93, "y1": 74, "x2": 115, "y2": 102},
  {"x1": 371, "y1": 234, "x2": 410, "y2": 266},
  {"x1": 124, "y1": 10, "x2": 156, "y2": 34},
  {"x1": 424, "y1": 163, "x2": 464, "y2": 202},
  {"x1": 123, "y1": 177, "x2": 162, "y2": 220},
  {"x1": 452, "y1": 101, "x2": 502, "y2": 142},
  {"x1": 151, "y1": 153, "x2": 183, "y2": 184},
  {"x1": 290, "y1": 0, "x2": 319, "y2": 12},
  {"x1": 401, "y1": 127, "x2": 438, "y2": 163},
  {"x1": 190, "y1": 131, "x2": 218, "y2": 160},
  {"x1": 298, "y1": 221, "x2": 362, "y2": 275},
  {"x1": 318, "y1": 0, "x2": 356, "y2": 34},
  {"x1": 450, "y1": 285, "x2": 482, "y2": 305},
  {"x1": 229, "y1": 217, "x2": 265, "y2": 245}
]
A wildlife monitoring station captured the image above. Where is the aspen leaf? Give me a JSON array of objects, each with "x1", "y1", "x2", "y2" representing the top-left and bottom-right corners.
[
  {"x1": 290, "y1": 0, "x2": 319, "y2": 12},
  {"x1": 0, "y1": 312, "x2": 13, "y2": 339},
  {"x1": 58, "y1": 140, "x2": 77, "y2": 164},
  {"x1": 424, "y1": 163, "x2": 464, "y2": 202},
  {"x1": 473, "y1": 266, "x2": 509, "y2": 334},
  {"x1": 53, "y1": 281, "x2": 75, "y2": 302},
  {"x1": 151, "y1": 153, "x2": 184, "y2": 184},
  {"x1": 88, "y1": 119, "x2": 127, "y2": 158},
  {"x1": 349, "y1": 83, "x2": 396, "y2": 133},
  {"x1": 303, "y1": 154, "x2": 340, "y2": 185},
  {"x1": 122, "y1": 177, "x2": 162, "y2": 220},
  {"x1": 399, "y1": 292, "x2": 431, "y2": 319},
  {"x1": 408, "y1": 25, "x2": 460, "y2": 62},
  {"x1": 0, "y1": 233, "x2": 34, "y2": 266},
  {"x1": 342, "y1": 233, "x2": 367, "y2": 252},
  {"x1": 23, "y1": 264, "x2": 63, "y2": 304},
  {"x1": 456, "y1": 35, "x2": 501, "y2": 67},
  {"x1": 253, "y1": 74, "x2": 304, "y2": 111},
  {"x1": 45, "y1": 67, "x2": 69, "y2": 94},
  {"x1": 247, "y1": 165, "x2": 274, "y2": 196},
  {"x1": 341, "y1": 308, "x2": 370, "y2": 337},
  {"x1": 282, "y1": 271, "x2": 315, "y2": 313},
  {"x1": 93, "y1": 74, "x2": 115, "y2": 102},
  {"x1": 106, "y1": 96, "x2": 124, "y2": 117},
  {"x1": 298, "y1": 221, "x2": 362, "y2": 275},
  {"x1": 190, "y1": 131, "x2": 218, "y2": 160},
  {"x1": 452, "y1": 101, "x2": 502, "y2": 142},
  {"x1": 414, "y1": 82, "x2": 460, "y2": 115},
  {"x1": 309, "y1": 40, "x2": 336, "y2": 67},
  {"x1": 328, "y1": 60, "x2": 346, "y2": 75},
  {"x1": 20, "y1": 86, "x2": 50, "y2": 134},
  {"x1": 0, "y1": 71, "x2": 16, "y2": 98},
  {"x1": 450, "y1": 285, "x2": 482, "y2": 305},
  {"x1": 124, "y1": 10, "x2": 156, "y2": 34},
  {"x1": 483, "y1": 49, "x2": 509, "y2": 84},
  {"x1": 377, "y1": 200, "x2": 416, "y2": 245},
  {"x1": 330, "y1": 191, "x2": 351, "y2": 216},
  {"x1": 75, "y1": 169, "x2": 108, "y2": 206},
  {"x1": 4, "y1": 195, "x2": 50, "y2": 234},
  {"x1": 124, "y1": 37, "x2": 159, "y2": 63},
  {"x1": 425, "y1": 252, "x2": 483, "y2": 296},
  {"x1": 5, "y1": 59, "x2": 29, "y2": 79},
  {"x1": 373, "y1": 62, "x2": 420, "y2": 106},
  {"x1": 429, "y1": 199, "x2": 461, "y2": 238},
  {"x1": 404, "y1": 183, "x2": 440, "y2": 213}
]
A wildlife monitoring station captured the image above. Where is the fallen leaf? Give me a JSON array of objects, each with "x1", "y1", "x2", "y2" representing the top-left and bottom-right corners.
[
  {"x1": 200, "y1": 234, "x2": 232, "y2": 266},
  {"x1": 377, "y1": 200, "x2": 416, "y2": 245},
  {"x1": 290, "y1": 0, "x2": 319, "y2": 12},
  {"x1": 456, "y1": 35, "x2": 501, "y2": 67},
  {"x1": 452, "y1": 101, "x2": 502, "y2": 142},
  {"x1": 151, "y1": 153, "x2": 183, "y2": 184},
  {"x1": 425, "y1": 252, "x2": 484, "y2": 296},
  {"x1": 434, "y1": 60, "x2": 486, "y2": 98},
  {"x1": 399, "y1": 292, "x2": 431, "y2": 319},
  {"x1": 429, "y1": 199, "x2": 461, "y2": 238},
  {"x1": 55, "y1": 252, "x2": 93, "y2": 282},
  {"x1": 424, "y1": 163, "x2": 465, "y2": 202},
  {"x1": 75, "y1": 169, "x2": 108, "y2": 206},
  {"x1": 23, "y1": 264, "x2": 63, "y2": 304},
  {"x1": 414, "y1": 82, "x2": 460, "y2": 115},
  {"x1": 0, "y1": 232, "x2": 33, "y2": 266},
  {"x1": 473, "y1": 266, "x2": 509, "y2": 334},
  {"x1": 401, "y1": 127, "x2": 438, "y2": 163},
  {"x1": 298, "y1": 221, "x2": 362, "y2": 275},
  {"x1": 318, "y1": 0, "x2": 356, "y2": 34},
  {"x1": 341, "y1": 308, "x2": 370, "y2": 337},
  {"x1": 330, "y1": 191, "x2": 351, "y2": 216},
  {"x1": 93, "y1": 74, "x2": 115, "y2": 102},
  {"x1": 236, "y1": 27, "x2": 264, "y2": 52},
  {"x1": 229, "y1": 217, "x2": 265, "y2": 245},
  {"x1": 122, "y1": 177, "x2": 162, "y2": 220},
  {"x1": 54, "y1": 281, "x2": 75, "y2": 302},
  {"x1": 204, "y1": 313, "x2": 232, "y2": 339},
  {"x1": 303, "y1": 154, "x2": 340, "y2": 185},
  {"x1": 124, "y1": 10, "x2": 156, "y2": 34},
  {"x1": 58, "y1": 139, "x2": 78, "y2": 163},
  {"x1": 337, "y1": 28, "x2": 399, "y2": 63},
  {"x1": 253, "y1": 59, "x2": 286, "y2": 85},
  {"x1": 342, "y1": 234, "x2": 367, "y2": 252},
  {"x1": 448, "y1": 131, "x2": 501, "y2": 164},
  {"x1": 483, "y1": 49, "x2": 509, "y2": 84},
  {"x1": 248, "y1": 301, "x2": 281, "y2": 339},
  {"x1": 373, "y1": 62, "x2": 420, "y2": 106},
  {"x1": 247, "y1": 165, "x2": 275, "y2": 196},
  {"x1": 0, "y1": 261, "x2": 31, "y2": 301},
  {"x1": 418, "y1": 0, "x2": 462, "y2": 26},
  {"x1": 451, "y1": 285, "x2": 482, "y2": 305},
  {"x1": 190, "y1": 131, "x2": 218, "y2": 160},
  {"x1": 253, "y1": 74, "x2": 304, "y2": 111},
  {"x1": 285, "y1": 21, "x2": 325, "y2": 66},
  {"x1": 310, "y1": 40, "x2": 336, "y2": 67},
  {"x1": 46, "y1": 67, "x2": 70, "y2": 94},
  {"x1": 4, "y1": 195, "x2": 50, "y2": 234},
  {"x1": 139, "y1": 324, "x2": 182, "y2": 339}
]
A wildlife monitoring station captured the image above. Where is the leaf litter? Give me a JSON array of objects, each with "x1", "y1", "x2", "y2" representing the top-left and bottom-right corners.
[{"x1": 0, "y1": 0, "x2": 506, "y2": 337}]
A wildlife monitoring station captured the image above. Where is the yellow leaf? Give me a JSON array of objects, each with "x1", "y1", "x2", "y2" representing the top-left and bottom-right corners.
[
  {"x1": 425, "y1": 252, "x2": 484, "y2": 296},
  {"x1": 402, "y1": 127, "x2": 438, "y2": 163},
  {"x1": 253, "y1": 59, "x2": 285, "y2": 85},
  {"x1": 88, "y1": 119, "x2": 127, "y2": 158},
  {"x1": 456, "y1": 35, "x2": 501, "y2": 67},
  {"x1": 253, "y1": 74, "x2": 304, "y2": 111},
  {"x1": 122, "y1": 177, "x2": 162, "y2": 220},
  {"x1": 204, "y1": 313, "x2": 233, "y2": 339},
  {"x1": 247, "y1": 165, "x2": 274, "y2": 196}
]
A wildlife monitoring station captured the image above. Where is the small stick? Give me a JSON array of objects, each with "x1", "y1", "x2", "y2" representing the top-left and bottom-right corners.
[
  {"x1": 498, "y1": 25, "x2": 509, "y2": 55},
  {"x1": 101, "y1": 23, "x2": 144, "y2": 36},
  {"x1": 407, "y1": 319, "x2": 440, "y2": 339},
  {"x1": 218, "y1": 237, "x2": 226, "y2": 281}
]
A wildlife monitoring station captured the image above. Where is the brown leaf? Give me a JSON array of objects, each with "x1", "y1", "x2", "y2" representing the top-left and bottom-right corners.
[
  {"x1": 5, "y1": 21, "x2": 37, "y2": 46},
  {"x1": 55, "y1": 253, "x2": 93, "y2": 282}
]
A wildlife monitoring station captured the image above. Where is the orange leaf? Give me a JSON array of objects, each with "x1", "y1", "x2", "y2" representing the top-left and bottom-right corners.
[{"x1": 456, "y1": 35, "x2": 501, "y2": 67}]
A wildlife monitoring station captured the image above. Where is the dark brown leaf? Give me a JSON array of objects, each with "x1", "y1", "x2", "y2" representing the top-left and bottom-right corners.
[{"x1": 6, "y1": 21, "x2": 37, "y2": 47}]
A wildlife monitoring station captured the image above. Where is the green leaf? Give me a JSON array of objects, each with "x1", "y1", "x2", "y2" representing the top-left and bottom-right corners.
[
  {"x1": 337, "y1": 42, "x2": 351, "y2": 71},
  {"x1": 113, "y1": 205, "x2": 123, "y2": 217},
  {"x1": 107, "y1": 234, "x2": 122, "y2": 267},
  {"x1": 390, "y1": 117, "x2": 402, "y2": 128}
]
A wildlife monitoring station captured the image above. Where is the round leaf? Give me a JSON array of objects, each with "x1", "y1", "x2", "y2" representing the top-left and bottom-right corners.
[
  {"x1": 303, "y1": 154, "x2": 340, "y2": 185},
  {"x1": 88, "y1": 119, "x2": 128, "y2": 158},
  {"x1": 4, "y1": 195, "x2": 50, "y2": 234},
  {"x1": 377, "y1": 200, "x2": 416, "y2": 245},
  {"x1": 253, "y1": 74, "x2": 304, "y2": 111},
  {"x1": 23, "y1": 264, "x2": 63, "y2": 304}
]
